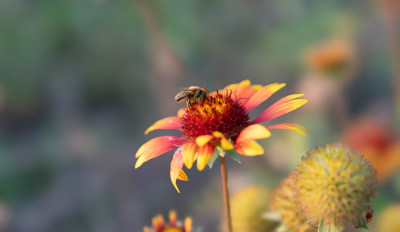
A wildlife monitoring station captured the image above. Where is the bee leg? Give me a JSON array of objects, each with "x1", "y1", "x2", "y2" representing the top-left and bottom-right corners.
[
  {"x1": 190, "y1": 98, "x2": 196, "y2": 106},
  {"x1": 198, "y1": 96, "x2": 203, "y2": 103}
]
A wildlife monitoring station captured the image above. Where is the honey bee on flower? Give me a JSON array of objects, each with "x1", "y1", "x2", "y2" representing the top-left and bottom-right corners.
[
  {"x1": 135, "y1": 80, "x2": 308, "y2": 192},
  {"x1": 174, "y1": 86, "x2": 208, "y2": 108}
]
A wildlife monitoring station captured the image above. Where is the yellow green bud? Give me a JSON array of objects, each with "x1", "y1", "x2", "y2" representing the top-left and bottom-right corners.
[
  {"x1": 272, "y1": 178, "x2": 317, "y2": 232},
  {"x1": 231, "y1": 186, "x2": 278, "y2": 232}
]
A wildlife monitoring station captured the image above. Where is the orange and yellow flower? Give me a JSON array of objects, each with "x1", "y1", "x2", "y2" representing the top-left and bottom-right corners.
[
  {"x1": 135, "y1": 80, "x2": 307, "y2": 192},
  {"x1": 305, "y1": 38, "x2": 355, "y2": 77},
  {"x1": 143, "y1": 210, "x2": 192, "y2": 232}
]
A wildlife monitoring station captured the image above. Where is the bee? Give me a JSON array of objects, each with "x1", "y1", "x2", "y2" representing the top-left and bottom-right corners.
[{"x1": 174, "y1": 86, "x2": 208, "y2": 107}]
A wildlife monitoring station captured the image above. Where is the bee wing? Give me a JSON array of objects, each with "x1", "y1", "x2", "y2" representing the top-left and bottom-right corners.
[
  {"x1": 178, "y1": 86, "x2": 200, "y2": 91},
  {"x1": 178, "y1": 87, "x2": 190, "y2": 91}
]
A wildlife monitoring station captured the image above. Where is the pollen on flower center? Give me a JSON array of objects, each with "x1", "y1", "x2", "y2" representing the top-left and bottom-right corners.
[{"x1": 180, "y1": 90, "x2": 250, "y2": 141}]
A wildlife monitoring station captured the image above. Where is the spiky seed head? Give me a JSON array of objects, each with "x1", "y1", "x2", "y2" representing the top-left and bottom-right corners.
[
  {"x1": 230, "y1": 186, "x2": 279, "y2": 232},
  {"x1": 271, "y1": 178, "x2": 317, "y2": 232},
  {"x1": 291, "y1": 143, "x2": 378, "y2": 229}
]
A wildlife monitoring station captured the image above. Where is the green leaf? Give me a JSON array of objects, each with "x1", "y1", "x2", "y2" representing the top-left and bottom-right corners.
[
  {"x1": 207, "y1": 151, "x2": 219, "y2": 169},
  {"x1": 226, "y1": 150, "x2": 241, "y2": 164},
  {"x1": 318, "y1": 219, "x2": 325, "y2": 232},
  {"x1": 354, "y1": 220, "x2": 368, "y2": 229},
  {"x1": 275, "y1": 224, "x2": 291, "y2": 232},
  {"x1": 317, "y1": 220, "x2": 341, "y2": 232},
  {"x1": 216, "y1": 146, "x2": 226, "y2": 157}
]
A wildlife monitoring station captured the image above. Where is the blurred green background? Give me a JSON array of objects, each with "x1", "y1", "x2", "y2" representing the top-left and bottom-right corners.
[{"x1": 0, "y1": 0, "x2": 399, "y2": 231}]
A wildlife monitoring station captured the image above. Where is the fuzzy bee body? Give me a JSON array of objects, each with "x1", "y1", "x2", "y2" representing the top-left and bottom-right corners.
[{"x1": 174, "y1": 86, "x2": 208, "y2": 105}]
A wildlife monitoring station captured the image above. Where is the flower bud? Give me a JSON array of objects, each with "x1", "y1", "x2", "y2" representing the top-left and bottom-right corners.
[
  {"x1": 272, "y1": 178, "x2": 316, "y2": 232},
  {"x1": 231, "y1": 186, "x2": 278, "y2": 232}
]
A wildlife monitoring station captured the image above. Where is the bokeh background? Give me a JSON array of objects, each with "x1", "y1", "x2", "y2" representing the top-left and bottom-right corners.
[{"x1": 1, "y1": 0, "x2": 400, "y2": 231}]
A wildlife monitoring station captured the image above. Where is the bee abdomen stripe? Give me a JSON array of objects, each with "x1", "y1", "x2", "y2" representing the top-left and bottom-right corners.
[{"x1": 175, "y1": 93, "x2": 187, "y2": 102}]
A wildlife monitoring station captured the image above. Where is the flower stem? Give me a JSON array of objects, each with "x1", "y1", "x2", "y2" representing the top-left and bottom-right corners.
[{"x1": 220, "y1": 156, "x2": 233, "y2": 232}]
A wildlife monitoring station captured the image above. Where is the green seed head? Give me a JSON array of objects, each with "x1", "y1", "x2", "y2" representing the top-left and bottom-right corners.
[
  {"x1": 291, "y1": 143, "x2": 378, "y2": 229},
  {"x1": 272, "y1": 178, "x2": 317, "y2": 232}
]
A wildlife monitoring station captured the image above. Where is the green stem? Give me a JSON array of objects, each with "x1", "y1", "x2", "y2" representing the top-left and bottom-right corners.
[{"x1": 317, "y1": 220, "x2": 342, "y2": 232}]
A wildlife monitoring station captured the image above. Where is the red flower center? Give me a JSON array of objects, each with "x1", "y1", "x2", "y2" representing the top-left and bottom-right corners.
[{"x1": 180, "y1": 90, "x2": 250, "y2": 141}]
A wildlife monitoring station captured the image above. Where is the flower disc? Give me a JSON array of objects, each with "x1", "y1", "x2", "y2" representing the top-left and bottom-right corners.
[{"x1": 180, "y1": 91, "x2": 250, "y2": 141}]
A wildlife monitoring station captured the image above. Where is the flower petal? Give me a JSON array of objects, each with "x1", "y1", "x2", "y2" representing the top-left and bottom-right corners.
[
  {"x1": 152, "y1": 214, "x2": 165, "y2": 230},
  {"x1": 170, "y1": 147, "x2": 188, "y2": 193},
  {"x1": 213, "y1": 131, "x2": 234, "y2": 150},
  {"x1": 195, "y1": 135, "x2": 214, "y2": 147},
  {"x1": 223, "y1": 80, "x2": 251, "y2": 91},
  {"x1": 136, "y1": 136, "x2": 185, "y2": 158},
  {"x1": 236, "y1": 124, "x2": 271, "y2": 141},
  {"x1": 144, "y1": 117, "x2": 181, "y2": 135},
  {"x1": 223, "y1": 80, "x2": 259, "y2": 105},
  {"x1": 197, "y1": 144, "x2": 216, "y2": 171},
  {"x1": 178, "y1": 170, "x2": 188, "y2": 181},
  {"x1": 266, "y1": 123, "x2": 308, "y2": 136},
  {"x1": 235, "y1": 86, "x2": 259, "y2": 104},
  {"x1": 182, "y1": 142, "x2": 197, "y2": 169},
  {"x1": 235, "y1": 139, "x2": 265, "y2": 156},
  {"x1": 244, "y1": 83, "x2": 286, "y2": 112},
  {"x1": 177, "y1": 108, "x2": 186, "y2": 118},
  {"x1": 135, "y1": 136, "x2": 186, "y2": 168},
  {"x1": 251, "y1": 94, "x2": 308, "y2": 124},
  {"x1": 169, "y1": 210, "x2": 177, "y2": 226},
  {"x1": 184, "y1": 217, "x2": 192, "y2": 232}
]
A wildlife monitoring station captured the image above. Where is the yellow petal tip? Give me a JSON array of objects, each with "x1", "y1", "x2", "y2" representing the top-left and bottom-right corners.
[
  {"x1": 178, "y1": 170, "x2": 189, "y2": 181},
  {"x1": 197, "y1": 163, "x2": 206, "y2": 171},
  {"x1": 135, "y1": 161, "x2": 142, "y2": 169},
  {"x1": 236, "y1": 140, "x2": 265, "y2": 156},
  {"x1": 212, "y1": 131, "x2": 223, "y2": 137},
  {"x1": 197, "y1": 158, "x2": 208, "y2": 171},
  {"x1": 135, "y1": 151, "x2": 141, "y2": 158},
  {"x1": 221, "y1": 140, "x2": 234, "y2": 150},
  {"x1": 241, "y1": 80, "x2": 251, "y2": 85},
  {"x1": 173, "y1": 183, "x2": 181, "y2": 193},
  {"x1": 252, "y1": 84, "x2": 263, "y2": 90},
  {"x1": 144, "y1": 129, "x2": 151, "y2": 135},
  {"x1": 184, "y1": 161, "x2": 194, "y2": 169},
  {"x1": 195, "y1": 135, "x2": 213, "y2": 147}
]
